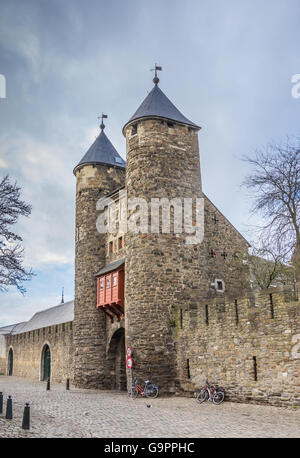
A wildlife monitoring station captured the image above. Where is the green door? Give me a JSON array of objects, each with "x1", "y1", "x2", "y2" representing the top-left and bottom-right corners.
[{"x1": 43, "y1": 346, "x2": 51, "y2": 380}]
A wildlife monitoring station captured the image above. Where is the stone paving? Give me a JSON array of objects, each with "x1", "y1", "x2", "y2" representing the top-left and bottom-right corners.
[{"x1": 0, "y1": 376, "x2": 300, "y2": 438}]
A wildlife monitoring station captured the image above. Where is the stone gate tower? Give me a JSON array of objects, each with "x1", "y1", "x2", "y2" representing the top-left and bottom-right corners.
[
  {"x1": 73, "y1": 120, "x2": 125, "y2": 388},
  {"x1": 123, "y1": 74, "x2": 202, "y2": 393}
]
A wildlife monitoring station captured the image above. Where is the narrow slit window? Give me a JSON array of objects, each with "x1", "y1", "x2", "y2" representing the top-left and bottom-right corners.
[
  {"x1": 109, "y1": 241, "x2": 114, "y2": 254},
  {"x1": 205, "y1": 304, "x2": 209, "y2": 325},
  {"x1": 235, "y1": 299, "x2": 239, "y2": 325},
  {"x1": 269, "y1": 293, "x2": 274, "y2": 319},
  {"x1": 253, "y1": 356, "x2": 257, "y2": 381},
  {"x1": 187, "y1": 359, "x2": 191, "y2": 379},
  {"x1": 180, "y1": 308, "x2": 183, "y2": 329}
]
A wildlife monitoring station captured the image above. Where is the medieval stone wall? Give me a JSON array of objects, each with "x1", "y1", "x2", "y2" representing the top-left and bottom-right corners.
[
  {"x1": 173, "y1": 284, "x2": 300, "y2": 407},
  {"x1": 4, "y1": 322, "x2": 73, "y2": 383},
  {"x1": 123, "y1": 119, "x2": 249, "y2": 394}
]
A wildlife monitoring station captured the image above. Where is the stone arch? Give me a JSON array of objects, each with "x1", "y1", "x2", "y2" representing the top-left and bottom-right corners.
[
  {"x1": 7, "y1": 346, "x2": 13, "y2": 376},
  {"x1": 106, "y1": 327, "x2": 126, "y2": 391},
  {"x1": 40, "y1": 342, "x2": 51, "y2": 381}
]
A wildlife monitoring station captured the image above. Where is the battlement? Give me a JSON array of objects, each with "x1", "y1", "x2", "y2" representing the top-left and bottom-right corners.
[{"x1": 173, "y1": 283, "x2": 300, "y2": 407}]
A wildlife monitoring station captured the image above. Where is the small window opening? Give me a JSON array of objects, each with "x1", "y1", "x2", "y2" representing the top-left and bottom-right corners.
[
  {"x1": 118, "y1": 236, "x2": 123, "y2": 250},
  {"x1": 167, "y1": 122, "x2": 174, "y2": 128},
  {"x1": 109, "y1": 241, "x2": 114, "y2": 254},
  {"x1": 106, "y1": 278, "x2": 110, "y2": 289},
  {"x1": 131, "y1": 124, "x2": 137, "y2": 135},
  {"x1": 217, "y1": 281, "x2": 223, "y2": 291},
  {"x1": 180, "y1": 308, "x2": 183, "y2": 329},
  {"x1": 100, "y1": 279, "x2": 104, "y2": 290},
  {"x1": 113, "y1": 274, "x2": 117, "y2": 287}
]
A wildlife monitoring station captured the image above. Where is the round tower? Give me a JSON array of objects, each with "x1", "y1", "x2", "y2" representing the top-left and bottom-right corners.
[
  {"x1": 73, "y1": 119, "x2": 125, "y2": 388},
  {"x1": 123, "y1": 74, "x2": 202, "y2": 393}
]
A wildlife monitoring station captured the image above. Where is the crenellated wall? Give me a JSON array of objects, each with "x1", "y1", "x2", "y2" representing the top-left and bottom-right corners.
[
  {"x1": 173, "y1": 284, "x2": 300, "y2": 406},
  {"x1": 4, "y1": 322, "x2": 74, "y2": 383}
]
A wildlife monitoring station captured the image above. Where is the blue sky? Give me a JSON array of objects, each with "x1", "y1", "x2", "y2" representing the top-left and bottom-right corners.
[{"x1": 0, "y1": 0, "x2": 299, "y2": 325}]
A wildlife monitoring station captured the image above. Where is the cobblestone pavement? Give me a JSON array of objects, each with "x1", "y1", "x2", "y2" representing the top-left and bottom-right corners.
[{"x1": 0, "y1": 376, "x2": 300, "y2": 438}]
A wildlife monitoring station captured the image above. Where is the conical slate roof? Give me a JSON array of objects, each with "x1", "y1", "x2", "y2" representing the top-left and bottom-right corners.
[
  {"x1": 123, "y1": 84, "x2": 200, "y2": 134},
  {"x1": 74, "y1": 129, "x2": 126, "y2": 174}
]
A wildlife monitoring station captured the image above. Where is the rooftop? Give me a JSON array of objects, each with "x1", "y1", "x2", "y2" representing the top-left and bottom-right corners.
[
  {"x1": 74, "y1": 128, "x2": 126, "y2": 174},
  {"x1": 123, "y1": 83, "x2": 200, "y2": 134}
]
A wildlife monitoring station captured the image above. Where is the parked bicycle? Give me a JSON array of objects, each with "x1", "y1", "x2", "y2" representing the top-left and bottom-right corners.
[
  {"x1": 128, "y1": 379, "x2": 159, "y2": 398},
  {"x1": 196, "y1": 380, "x2": 225, "y2": 405}
]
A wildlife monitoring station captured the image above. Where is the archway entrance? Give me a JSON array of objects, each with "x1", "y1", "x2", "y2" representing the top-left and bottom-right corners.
[
  {"x1": 8, "y1": 348, "x2": 13, "y2": 376},
  {"x1": 107, "y1": 328, "x2": 126, "y2": 391},
  {"x1": 41, "y1": 344, "x2": 51, "y2": 381}
]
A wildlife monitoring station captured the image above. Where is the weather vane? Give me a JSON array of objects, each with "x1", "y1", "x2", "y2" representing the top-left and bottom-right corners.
[
  {"x1": 98, "y1": 112, "x2": 108, "y2": 130},
  {"x1": 151, "y1": 63, "x2": 162, "y2": 85}
]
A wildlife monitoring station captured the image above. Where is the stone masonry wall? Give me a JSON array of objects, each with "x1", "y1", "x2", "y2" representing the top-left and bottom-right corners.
[
  {"x1": 173, "y1": 284, "x2": 300, "y2": 407},
  {"x1": 124, "y1": 118, "x2": 249, "y2": 394},
  {"x1": 124, "y1": 119, "x2": 203, "y2": 393},
  {"x1": 4, "y1": 322, "x2": 73, "y2": 383},
  {"x1": 74, "y1": 164, "x2": 125, "y2": 389}
]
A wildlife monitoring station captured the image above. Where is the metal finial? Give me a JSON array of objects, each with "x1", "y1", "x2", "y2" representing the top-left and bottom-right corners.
[
  {"x1": 61, "y1": 287, "x2": 64, "y2": 304},
  {"x1": 150, "y1": 64, "x2": 162, "y2": 85},
  {"x1": 98, "y1": 113, "x2": 108, "y2": 130}
]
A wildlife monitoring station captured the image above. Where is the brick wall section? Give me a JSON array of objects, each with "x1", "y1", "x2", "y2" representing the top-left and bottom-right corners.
[
  {"x1": 173, "y1": 284, "x2": 300, "y2": 407},
  {"x1": 74, "y1": 164, "x2": 125, "y2": 388},
  {"x1": 4, "y1": 322, "x2": 73, "y2": 383}
]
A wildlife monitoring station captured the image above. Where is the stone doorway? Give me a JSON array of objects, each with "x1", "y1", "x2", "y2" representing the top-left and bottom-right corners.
[
  {"x1": 8, "y1": 348, "x2": 13, "y2": 376},
  {"x1": 41, "y1": 344, "x2": 51, "y2": 381},
  {"x1": 107, "y1": 328, "x2": 126, "y2": 391}
]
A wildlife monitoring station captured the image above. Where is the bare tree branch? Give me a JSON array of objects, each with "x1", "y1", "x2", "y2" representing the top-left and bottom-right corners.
[
  {"x1": 242, "y1": 137, "x2": 300, "y2": 277},
  {"x1": 0, "y1": 175, "x2": 34, "y2": 294}
]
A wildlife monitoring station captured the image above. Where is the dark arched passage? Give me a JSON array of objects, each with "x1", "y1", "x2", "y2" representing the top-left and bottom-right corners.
[{"x1": 107, "y1": 328, "x2": 126, "y2": 391}]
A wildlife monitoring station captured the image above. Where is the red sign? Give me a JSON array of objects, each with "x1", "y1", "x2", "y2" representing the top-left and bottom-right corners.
[{"x1": 126, "y1": 357, "x2": 133, "y2": 369}]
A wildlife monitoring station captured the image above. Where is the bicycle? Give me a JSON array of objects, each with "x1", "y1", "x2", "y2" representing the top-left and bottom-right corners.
[
  {"x1": 196, "y1": 380, "x2": 225, "y2": 405},
  {"x1": 128, "y1": 379, "x2": 159, "y2": 399}
]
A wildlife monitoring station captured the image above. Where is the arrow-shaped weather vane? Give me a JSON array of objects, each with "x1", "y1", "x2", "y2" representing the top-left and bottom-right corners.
[
  {"x1": 151, "y1": 63, "x2": 162, "y2": 85},
  {"x1": 98, "y1": 112, "x2": 108, "y2": 130}
]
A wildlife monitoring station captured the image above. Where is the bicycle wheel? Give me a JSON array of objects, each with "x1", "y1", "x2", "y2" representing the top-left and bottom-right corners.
[
  {"x1": 196, "y1": 389, "x2": 209, "y2": 403},
  {"x1": 146, "y1": 386, "x2": 158, "y2": 398},
  {"x1": 128, "y1": 388, "x2": 138, "y2": 398},
  {"x1": 212, "y1": 391, "x2": 224, "y2": 405}
]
